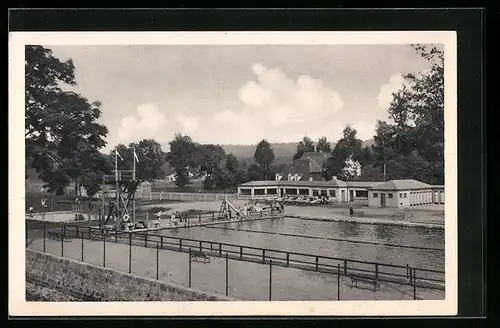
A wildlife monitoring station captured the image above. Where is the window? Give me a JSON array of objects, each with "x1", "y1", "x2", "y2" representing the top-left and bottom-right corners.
[
  {"x1": 400, "y1": 193, "x2": 403, "y2": 198},
  {"x1": 388, "y1": 193, "x2": 393, "y2": 199},
  {"x1": 404, "y1": 193, "x2": 407, "y2": 198},
  {"x1": 373, "y1": 193, "x2": 378, "y2": 198},
  {"x1": 312, "y1": 190, "x2": 319, "y2": 196}
]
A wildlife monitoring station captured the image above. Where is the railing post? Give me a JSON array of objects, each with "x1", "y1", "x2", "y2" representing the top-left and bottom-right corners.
[
  {"x1": 160, "y1": 236, "x2": 163, "y2": 249},
  {"x1": 269, "y1": 259, "x2": 273, "y2": 301},
  {"x1": 315, "y1": 256, "x2": 319, "y2": 271},
  {"x1": 128, "y1": 233, "x2": 132, "y2": 274},
  {"x1": 103, "y1": 231, "x2": 106, "y2": 267},
  {"x1": 407, "y1": 264, "x2": 410, "y2": 280},
  {"x1": 43, "y1": 221, "x2": 46, "y2": 253},
  {"x1": 344, "y1": 260, "x2": 347, "y2": 275},
  {"x1": 286, "y1": 253, "x2": 289, "y2": 267},
  {"x1": 145, "y1": 230, "x2": 148, "y2": 247},
  {"x1": 188, "y1": 247, "x2": 192, "y2": 288},
  {"x1": 179, "y1": 239, "x2": 183, "y2": 251},
  {"x1": 61, "y1": 223, "x2": 64, "y2": 257},
  {"x1": 240, "y1": 246, "x2": 243, "y2": 260},
  {"x1": 413, "y1": 268, "x2": 417, "y2": 300},
  {"x1": 262, "y1": 249, "x2": 266, "y2": 262},
  {"x1": 76, "y1": 225, "x2": 79, "y2": 238},
  {"x1": 81, "y1": 232, "x2": 84, "y2": 262},
  {"x1": 199, "y1": 241, "x2": 203, "y2": 252},
  {"x1": 198, "y1": 213, "x2": 201, "y2": 223},
  {"x1": 337, "y1": 263, "x2": 341, "y2": 300},
  {"x1": 409, "y1": 266, "x2": 413, "y2": 284},
  {"x1": 375, "y1": 264, "x2": 379, "y2": 280},
  {"x1": 115, "y1": 229, "x2": 118, "y2": 242},
  {"x1": 156, "y1": 242, "x2": 159, "y2": 280},
  {"x1": 225, "y1": 253, "x2": 229, "y2": 296},
  {"x1": 219, "y1": 243, "x2": 222, "y2": 256}
]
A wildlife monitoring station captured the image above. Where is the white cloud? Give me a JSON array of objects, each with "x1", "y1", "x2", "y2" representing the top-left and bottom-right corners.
[
  {"x1": 175, "y1": 114, "x2": 199, "y2": 134},
  {"x1": 115, "y1": 103, "x2": 170, "y2": 146},
  {"x1": 352, "y1": 121, "x2": 376, "y2": 141},
  {"x1": 377, "y1": 74, "x2": 405, "y2": 109},
  {"x1": 237, "y1": 63, "x2": 344, "y2": 126}
]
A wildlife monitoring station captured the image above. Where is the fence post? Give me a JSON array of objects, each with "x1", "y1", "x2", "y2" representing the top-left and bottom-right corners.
[
  {"x1": 103, "y1": 231, "x2": 106, "y2": 267},
  {"x1": 240, "y1": 246, "x2": 243, "y2": 260},
  {"x1": 179, "y1": 239, "x2": 183, "y2": 251},
  {"x1": 375, "y1": 264, "x2": 379, "y2": 280},
  {"x1": 219, "y1": 243, "x2": 222, "y2": 257},
  {"x1": 198, "y1": 213, "x2": 201, "y2": 223},
  {"x1": 160, "y1": 236, "x2": 163, "y2": 249},
  {"x1": 344, "y1": 260, "x2": 347, "y2": 275},
  {"x1": 76, "y1": 225, "x2": 79, "y2": 238},
  {"x1": 262, "y1": 249, "x2": 265, "y2": 262},
  {"x1": 145, "y1": 230, "x2": 148, "y2": 247},
  {"x1": 406, "y1": 264, "x2": 410, "y2": 280},
  {"x1": 337, "y1": 263, "x2": 341, "y2": 301},
  {"x1": 199, "y1": 241, "x2": 202, "y2": 252},
  {"x1": 269, "y1": 259, "x2": 273, "y2": 301},
  {"x1": 413, "y1": 268, "x2": 417, "y2": 300},
  {"x1": 61, "y1": 223, "x2": 64, "y2": 257},
  {"x1": 156, "y1": 242, "x2": 159, "y2": 280},
  {"x1": 409, "y1": 266, "x2": 413, "y2": 284},
  {"x1": 129, "y1": 233, "x2": 132, "y2": 274},
  {"x1": 43, "y1": 221, "x2": 46, "y2": 253},
  {"x1": 115, "y1": 229, "x2": 118, "y2": 242},
  {"x1": 315, "y1": 256, "x2": 319, "y2": 271},
  {"x1": 188, "y1": 247, "x2": 192, "y2": 288},
  {"x1": 225, "y1": 253, "x2": 229, "y2": 296},
  {"x1": 286, "y1": 253, "x2": 289, "y2": 267}
]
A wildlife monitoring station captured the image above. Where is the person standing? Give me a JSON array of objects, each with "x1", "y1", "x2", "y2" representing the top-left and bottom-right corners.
[{"x1": 349, "y1": 205, "x2": 354, "y2": 218}]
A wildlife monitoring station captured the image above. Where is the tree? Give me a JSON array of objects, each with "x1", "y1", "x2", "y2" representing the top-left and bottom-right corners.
[
  {"x1": 26, "y1": 45, "x2": 108, "y2": 193},
  {"x1": 247, "y1": 164, "x2": 262, "y2": 181},
  {"x1": 316, "y1": 137, "x2": 331, "y2": 153},
  {"x1": 323, "y1": 125, "x2": 363, "y2": 181},
  {"x1": 293, "y1": 136, "x2": 315, "y2": 159},
  {"x1": 166, "y1": 134, "x2": 198, "y2": 188},
  {"x1": 371, "y1": 44, "x2": 445, "y2": 184},
  {"x1": 131, "y1": 139, "x2": 166, "y2": 183},
  {"x1": 254, "y1": 139, "x2": 275, "y2": 180}
]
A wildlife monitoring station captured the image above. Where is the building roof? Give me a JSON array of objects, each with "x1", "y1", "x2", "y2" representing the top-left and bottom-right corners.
[
  {"x1": 345, "y1": 181, "x2": 383, "y2": 188},
  {"x1": 369, "y1": 179, "x2": 432, "y2": 191},
  {"x1": 239, "y1": 179, "x2": 347, "y2": 188},
  {"x1": 278, "y1": 156, "x2": 324, "y2": 178},
  {"x1": 301, "y1": 152, "x2": 329, "y2": 168}
]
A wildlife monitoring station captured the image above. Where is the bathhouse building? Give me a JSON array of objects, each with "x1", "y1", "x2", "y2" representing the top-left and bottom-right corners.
[
  {"x1": 238, "y1": 178, "x2": 350, "y2": 202},
  {"x1": 367, "y1": 179, "x2": 444, "y2": 208},
  {"x1": 238, "y1": 178, "x2": 445, "y2": 208}
]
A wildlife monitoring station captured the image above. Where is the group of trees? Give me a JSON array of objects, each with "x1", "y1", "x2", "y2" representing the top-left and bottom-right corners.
[
  {"x1": 296, "y1": 44, "x2": 444, "y2": 185},
  {"x1": 165, "y1": 135, "x2": 275, "y2": 189},
  {"x1": 26, "y1": 44, "x2": 444, "y2": 196}
]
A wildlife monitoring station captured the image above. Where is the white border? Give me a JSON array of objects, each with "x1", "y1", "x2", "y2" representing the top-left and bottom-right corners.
[{"x1": 9, "y1": 31, "x2": 457, "y2": 317}]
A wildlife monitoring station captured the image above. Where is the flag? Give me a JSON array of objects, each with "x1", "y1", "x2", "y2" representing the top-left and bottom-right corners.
[
  {"x1": 133, "y1": 148, "x2": 139, "y2": 163},
  {"x1": 115, "y1": 149, "x2": 123, "y2": 160}
]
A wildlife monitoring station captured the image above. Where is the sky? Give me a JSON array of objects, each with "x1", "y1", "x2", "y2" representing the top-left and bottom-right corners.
[{"x1": 48, "y1": 44, "x2": 433, "y2": 152}]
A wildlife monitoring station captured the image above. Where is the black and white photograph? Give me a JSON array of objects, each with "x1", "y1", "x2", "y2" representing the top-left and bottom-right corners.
[{"x1": 10, "y1": 31, "x2": 458, "y2": 316}]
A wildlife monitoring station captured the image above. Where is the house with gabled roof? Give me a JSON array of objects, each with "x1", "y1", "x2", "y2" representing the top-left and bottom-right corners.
[{"x1": 275, "y1": 152, "x2": 327, "y2": 182}]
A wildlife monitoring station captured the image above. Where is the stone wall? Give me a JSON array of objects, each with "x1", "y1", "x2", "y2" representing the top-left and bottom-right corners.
[{"x1": 26, "y1": 249, "x2": 235, "y2": 301}]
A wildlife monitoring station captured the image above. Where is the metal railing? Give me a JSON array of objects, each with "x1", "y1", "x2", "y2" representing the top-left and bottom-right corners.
[{"x1": 51, "y1": 222, "x2": 445, "y2": 296}]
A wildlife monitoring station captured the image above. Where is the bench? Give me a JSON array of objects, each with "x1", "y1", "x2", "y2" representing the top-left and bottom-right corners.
[
  {"x1": 392, "y1": 212, "x2": 408, "y2": 219},
  {"x1": 190, "y1": 249, "x2": 211, "y2": 263},
  {"x1": 47, "y1": 230, "x2": 72, "y2": 242},
  {"x1": 349, "y1": 274, "x2": 380, "y2": 292}
]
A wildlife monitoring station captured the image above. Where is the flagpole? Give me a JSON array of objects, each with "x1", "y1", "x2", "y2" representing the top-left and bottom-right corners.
[
  {"x1": 115, "y1": 149, "x2": 119, "y2": 227},
  {"x1": 133, "y1": 148, "x2": 136, "y2": 225}
]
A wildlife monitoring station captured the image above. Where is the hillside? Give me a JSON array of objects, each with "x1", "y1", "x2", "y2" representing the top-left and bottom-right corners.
[{"x1": 221, "y1": 139, "x2": 374, "y2": 161}]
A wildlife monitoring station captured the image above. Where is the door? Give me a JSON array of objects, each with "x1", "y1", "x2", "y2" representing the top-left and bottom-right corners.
[
  {"x1": 349, "y1": 190, "x2": 354, "y2": 201},
  {"x1": 380, "y1": 193, "x2": 386, "y2": 207},
  {"x1": 341, "y1": 190, "x2": 346, "y2": 202}
]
